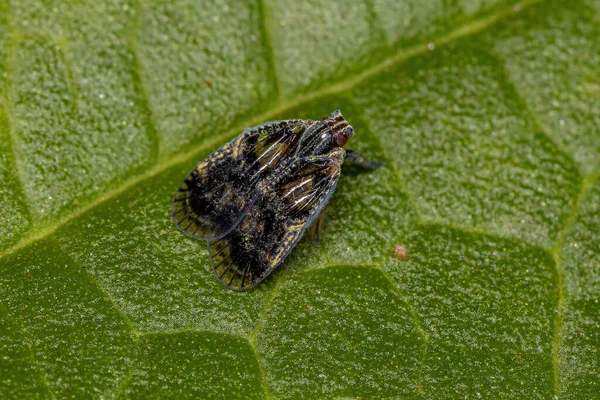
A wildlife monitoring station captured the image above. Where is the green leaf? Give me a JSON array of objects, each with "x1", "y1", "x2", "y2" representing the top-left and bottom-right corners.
[{"x1": 1, "y1": 0, "x2": 599, "y2": 398}]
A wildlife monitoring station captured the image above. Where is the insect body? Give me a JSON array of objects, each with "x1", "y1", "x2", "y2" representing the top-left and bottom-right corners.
[{"x1": 172, "y1": 110, "x2": 382, "y2": 290}]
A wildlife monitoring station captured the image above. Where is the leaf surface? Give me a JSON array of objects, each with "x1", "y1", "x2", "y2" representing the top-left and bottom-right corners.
[{"x1": 1, "y1": 0, "x2": 599, "y2": 398}]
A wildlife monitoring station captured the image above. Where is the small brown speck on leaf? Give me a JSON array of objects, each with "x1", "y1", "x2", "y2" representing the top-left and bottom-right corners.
[{"x1": 393, "y1": 245, "x2": 409, "y2": 260}]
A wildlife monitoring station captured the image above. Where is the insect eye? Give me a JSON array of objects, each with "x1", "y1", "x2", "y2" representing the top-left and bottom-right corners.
[{"x1": 335, "y1": 126, "x2": 353, "y2": 147}]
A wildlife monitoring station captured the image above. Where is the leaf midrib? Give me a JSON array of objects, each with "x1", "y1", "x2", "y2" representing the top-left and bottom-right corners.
[{"x1": 0, "y1": 0, "x2": 544, "y2": 260}]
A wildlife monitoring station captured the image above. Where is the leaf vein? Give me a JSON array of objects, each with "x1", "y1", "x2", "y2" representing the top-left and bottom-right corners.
[
  {"x1": 419, "y1": 217, "x2": 556, "y2": 252},
  {"x1": 128, "y1": 0, "x2": 160, "y2": 162},
  {"x1": 485, "y1": 47, "x2": 583, "y2": 178},
  {"x1": 2, "y1": 22, "x2": 33, "y2": 226},
  {"x1": 373, "y1": 265, "x2": 429, "y2": 395},
  {"x1": 248, "y1": 336, "x2": 272, "y2": 400},
  {"x1": 257, "y1": 0, "x2": 280, "y2": 100},
  {"x1": 350, "y1": 96, "x2": 423, "y2": 220},
  {"x1": 550, "y1": 174, "x2": 596, "y2": 394}
]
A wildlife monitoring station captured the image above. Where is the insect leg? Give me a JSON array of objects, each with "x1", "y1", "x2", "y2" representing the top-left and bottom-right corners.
[
  {"x1": 309, "y1": 205, "x2": 329, "y2": 244},
  {"x1": 344, "y1": 149, "x2": 385, "y2": 170}
]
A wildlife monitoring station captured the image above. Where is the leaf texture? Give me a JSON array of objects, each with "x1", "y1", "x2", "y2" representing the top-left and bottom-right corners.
[{"x1": 1, "y1": 0, "x2": 599, "y2": 398}]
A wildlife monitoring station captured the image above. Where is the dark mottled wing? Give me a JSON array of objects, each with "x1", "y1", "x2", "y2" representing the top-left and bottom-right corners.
[
  {"x1": 172, "y1": 119, "x2": 305, "y2": 240},
  {"x1": 209, "y1": 148, "x2": 346, "y2": 290}
]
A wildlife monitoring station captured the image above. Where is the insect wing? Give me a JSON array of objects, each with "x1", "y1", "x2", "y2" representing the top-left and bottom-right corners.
[
  {"x1": 172, "y1": 119, "x2": 305, "y2": 240},
  {"x1": 209, "y1": 148, "x2": 346, "y2": 290}
]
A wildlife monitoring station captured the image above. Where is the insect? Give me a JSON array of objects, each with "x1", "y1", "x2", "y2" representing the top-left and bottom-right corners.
[
  {"x1": 392, "y1": 245, "x2": 409, "y2": 260},
  {"x1": 172, "y1": 110, "x2": 383, "y2": 290}
]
